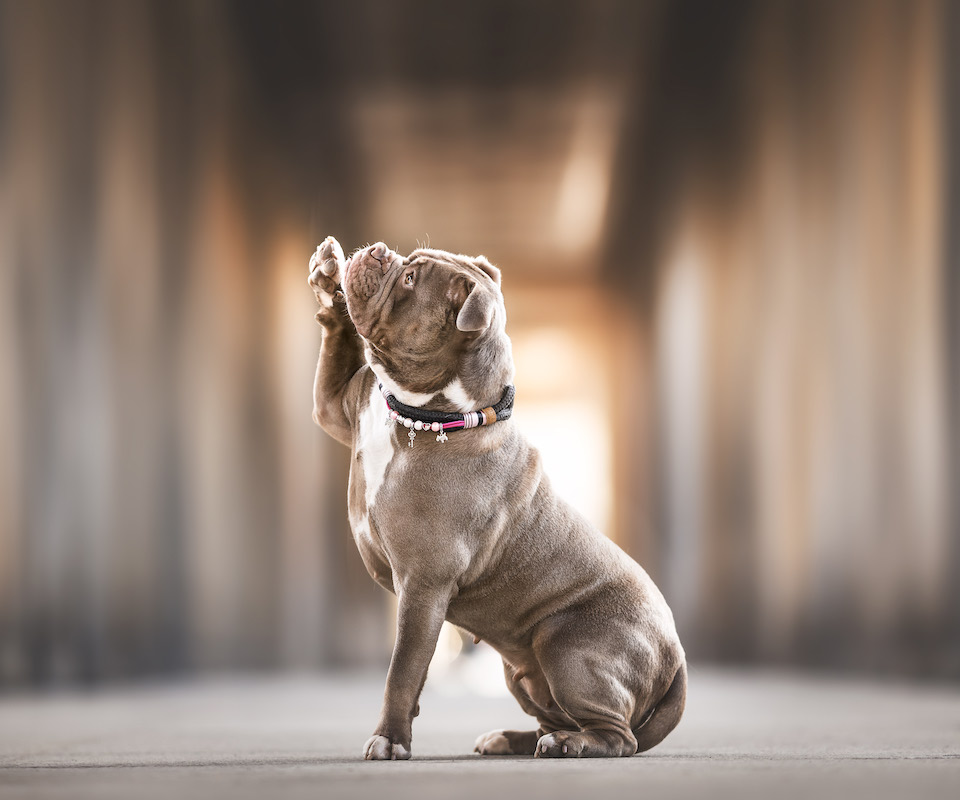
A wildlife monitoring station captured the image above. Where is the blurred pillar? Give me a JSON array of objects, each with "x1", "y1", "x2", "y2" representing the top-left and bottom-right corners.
[
  {"x1": 604, "y1": 0, "x2": 954, "y2": 675},
  {"x1": 944, "y1": 0, "x2": 960, "y2": 674}
]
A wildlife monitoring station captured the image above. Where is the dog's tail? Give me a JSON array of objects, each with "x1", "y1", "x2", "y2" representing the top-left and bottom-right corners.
[{"x1": 633, "y1": 660, "x2": 687, "y2": 753}]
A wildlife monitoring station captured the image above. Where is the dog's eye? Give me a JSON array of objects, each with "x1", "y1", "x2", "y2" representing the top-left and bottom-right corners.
[{"x1": 404, "y1": 271, "x2": 415, "y2": 286}]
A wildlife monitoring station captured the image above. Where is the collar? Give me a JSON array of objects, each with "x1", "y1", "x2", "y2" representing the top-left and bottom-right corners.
[{"x1": 378, "y1": 382, "x2": 516, "y2": 447}]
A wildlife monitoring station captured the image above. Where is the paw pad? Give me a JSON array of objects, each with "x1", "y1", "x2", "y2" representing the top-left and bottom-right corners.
[{"x1": 309, "y1": 235, "x2": 346, "y2": 308}]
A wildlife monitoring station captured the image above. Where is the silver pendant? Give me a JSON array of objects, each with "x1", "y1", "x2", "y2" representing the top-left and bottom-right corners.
[
  {"x1": 385, "y1": 413, "x2": 392, "y2": 426},
  {"x1": 408, "y1": 428, "x2": 416, "y2": 448},
  {"x1": 436, "y1": 431, "x2": 448, "y2": 443}
]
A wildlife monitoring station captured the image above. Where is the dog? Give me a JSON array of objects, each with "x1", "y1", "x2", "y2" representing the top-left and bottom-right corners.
[{"x1": 308, "y1": 237, "x2": 685, "y2": 760}]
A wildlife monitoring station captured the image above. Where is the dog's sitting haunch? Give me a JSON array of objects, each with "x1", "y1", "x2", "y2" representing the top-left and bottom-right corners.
[{"x1": 308, "y1": 237, "x2": 686, "y2": 760}]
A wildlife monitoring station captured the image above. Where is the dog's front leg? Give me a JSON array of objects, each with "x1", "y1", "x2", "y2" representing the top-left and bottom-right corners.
[
  {"x1": 309, "y1": 236, "x2": 364, "y2": 447},
  {"x1": 364, "y1": 585, "x2": 451, "y2": 760}
]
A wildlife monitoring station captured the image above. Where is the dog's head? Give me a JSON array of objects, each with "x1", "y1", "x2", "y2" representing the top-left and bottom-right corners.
[{"x1": 342, "y1": 242, "x2": 514, "y2": 409}]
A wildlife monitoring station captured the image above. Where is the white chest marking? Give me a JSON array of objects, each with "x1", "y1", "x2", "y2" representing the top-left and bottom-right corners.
[
  {"x1": 355, "y1": 381, "x2": 396, "y2": 522},
  {"x1": 441, "y1": 377, "x2": 479, "y2": 412}
]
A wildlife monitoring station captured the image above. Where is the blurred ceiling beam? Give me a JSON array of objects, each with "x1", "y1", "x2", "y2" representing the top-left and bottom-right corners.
[{"x1": 222, "y1": 0, "x2": 659, "y2": 275}]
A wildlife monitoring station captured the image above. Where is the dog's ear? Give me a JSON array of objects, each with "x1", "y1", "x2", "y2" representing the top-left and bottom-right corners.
[
  {"x1": 456, "y1": 282, "x2": 495, "y2": 331},
  {"x1": 474, "y1": 255, "x2": 501, "y2": 287}
]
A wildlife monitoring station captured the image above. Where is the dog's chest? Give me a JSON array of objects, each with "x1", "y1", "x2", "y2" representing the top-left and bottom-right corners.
[{"x1": 348, "y1": 381, "x2": 398, "y2": 553}]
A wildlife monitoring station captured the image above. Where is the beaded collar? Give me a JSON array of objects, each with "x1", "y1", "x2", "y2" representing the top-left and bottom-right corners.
[{"x1": 378, "y1": 382, "x2": 516, "y2": 447}]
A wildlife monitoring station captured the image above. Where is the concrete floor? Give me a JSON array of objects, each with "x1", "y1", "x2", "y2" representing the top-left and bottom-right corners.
[{"x1": 0, "y1": 666, "x2": 958, "y2": 799}]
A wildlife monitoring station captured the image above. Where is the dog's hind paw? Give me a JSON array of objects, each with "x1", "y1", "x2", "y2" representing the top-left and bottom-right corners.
[
  {"x1": 474, "y1": 729, "x2": 539, "y2": 755},
  {"x1": 535, "y1": 731, "x2": 586, "y2": 758}
]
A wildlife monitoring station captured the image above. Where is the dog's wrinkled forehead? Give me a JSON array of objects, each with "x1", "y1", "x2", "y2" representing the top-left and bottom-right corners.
[
  {"x1": 342, "y1": 243, "x2": 502, "y2": 339},
  {"x1": 407, "y1": 247, "x2": 502, "y2": 288},
  {"x1": 341, "y1": 242, "x2": 505, "y2": 397}
]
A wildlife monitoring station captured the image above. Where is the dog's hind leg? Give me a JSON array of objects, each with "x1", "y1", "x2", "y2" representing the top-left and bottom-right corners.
[
  {"x1": 535, "y1": 666, "x2": 638, "y2": 757},
  {"x1": 474, "y1": 657, "x2": 571, "y2": 756},
  {"x1": 532, "y1": 635, "x2": 641, "y2": 758}
]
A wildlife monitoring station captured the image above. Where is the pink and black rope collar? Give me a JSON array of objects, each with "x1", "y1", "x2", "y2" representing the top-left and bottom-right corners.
[{"x1": 378, "y1": 382, "x2": 516, "y2": 446}]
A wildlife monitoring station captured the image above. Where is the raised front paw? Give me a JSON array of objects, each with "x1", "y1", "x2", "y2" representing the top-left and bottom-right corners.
[
  {"x1": 363, "y1": 734, "x2": 411, "y2": 761},
  {"x1": 308, "y1": 236, "x2": 345, "y2": 308}
]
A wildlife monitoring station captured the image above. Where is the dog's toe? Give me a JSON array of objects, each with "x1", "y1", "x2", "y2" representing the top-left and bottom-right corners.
[{"x1": 318, "y1": 236, "x2": 345, "y2": 277}]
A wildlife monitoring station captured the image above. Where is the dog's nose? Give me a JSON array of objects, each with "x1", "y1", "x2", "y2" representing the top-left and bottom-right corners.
[{"x1": 369, "y1": 242, "x2": 389, "y2": 263}]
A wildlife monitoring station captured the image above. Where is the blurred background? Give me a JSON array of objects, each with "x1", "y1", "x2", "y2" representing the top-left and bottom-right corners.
[{"x1": 0, "y1": 0, "x2": 958, "y2": 689}]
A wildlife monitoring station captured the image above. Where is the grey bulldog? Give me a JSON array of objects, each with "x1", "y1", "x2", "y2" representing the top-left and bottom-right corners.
[{"x1": 308, "y1": 237, "x2": 686, "y2": 760}]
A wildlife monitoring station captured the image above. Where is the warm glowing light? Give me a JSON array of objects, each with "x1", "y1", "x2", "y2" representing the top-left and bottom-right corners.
[
  {"x1": 427, "y1": 622, "x2": 464, "y2": 678},
  {"x1": 511, "y1": 325, "x2": 613, "y2": 533}
]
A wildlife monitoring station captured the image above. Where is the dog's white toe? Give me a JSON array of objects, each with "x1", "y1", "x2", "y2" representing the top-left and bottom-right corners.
[{"x1": 363, "y1": 734, "x2": 411, "y2": 761}]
